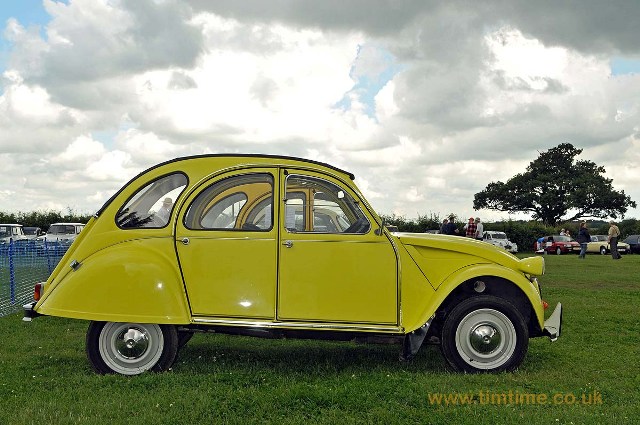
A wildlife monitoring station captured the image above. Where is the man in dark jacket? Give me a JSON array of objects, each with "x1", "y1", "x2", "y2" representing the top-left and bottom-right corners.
[{"x1": 576, "y1": 221, "x2": 591, "y2": 259}]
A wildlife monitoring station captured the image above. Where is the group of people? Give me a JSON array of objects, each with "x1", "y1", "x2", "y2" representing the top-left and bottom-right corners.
[
  {"x1": 565, "y1": 220, "x2": 622, "y2": 260},
  {"x1": 440, "y1": 216, "x2": 484, "y2": 240}
]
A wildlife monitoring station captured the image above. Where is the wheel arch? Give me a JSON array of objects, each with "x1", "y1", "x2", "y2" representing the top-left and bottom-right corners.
[
  {"x1": 405, "y1": 263, "x2": 544, "y2": 338},
  {"x1": 430, "y1": 276, "x2": 542, "y2": 340}
]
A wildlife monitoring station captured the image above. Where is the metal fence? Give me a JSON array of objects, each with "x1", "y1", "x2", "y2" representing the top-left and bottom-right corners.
[{"x1": 0, "y1": 239, "x2": 69, "y2": 317}]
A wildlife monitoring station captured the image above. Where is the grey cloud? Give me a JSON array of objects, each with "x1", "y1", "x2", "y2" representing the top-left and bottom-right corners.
[{"x1": 168, "y1": 71, "x2": 197, "y2": 90}]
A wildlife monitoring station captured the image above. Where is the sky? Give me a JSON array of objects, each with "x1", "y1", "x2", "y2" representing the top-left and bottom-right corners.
[{"x1": 1, "y1": 0, "x2": 640, "y2": 224}]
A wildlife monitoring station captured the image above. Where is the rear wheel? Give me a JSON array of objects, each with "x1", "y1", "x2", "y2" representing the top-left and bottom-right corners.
[
  {"x1": 440, "y1": 296, "x2": 529, "y2": 373},
  {"x1": 86, "y1": 322, "x2": 178, "y2": 375}
]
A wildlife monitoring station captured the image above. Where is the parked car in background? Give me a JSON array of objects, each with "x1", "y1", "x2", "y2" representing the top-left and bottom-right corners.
[
  {"x1": 482, "y1": 231, "x2": 518, "y2": 253},
  {"x1": 24, "y1": 154, "x2": 561, "y2": 375},
  {"x1": 536, "y1": 235, "x2": 581, "y2": 255},
  {"x1": 623, "y1": 235, "x2": 640, "y2": 254},
  {"x1": 0, "y1": 224, "x2": 27, "y2": 243},
  {"x1": 23, "y1": 226, "x2": 44, "y2": 240},
  {"x1": 41, "y1": 223, "x2": 85, "y2": 244},
  {"x1": 586, "y1": 235, "x2": 629, "y2": 255}
]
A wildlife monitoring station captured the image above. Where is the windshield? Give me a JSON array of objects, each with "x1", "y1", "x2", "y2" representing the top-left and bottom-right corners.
[
  {"x1": 593, "y1": 235, "x2": 608, "y2": 242},
  {"x1": 492, "y1": 233, "x2": 507, "y2": 239},
  {"x1": 24, "y1": 227, "x2": 38, "y2": 235},
  {"x1": 48, "y1": 225, "x2": 77, "y2": 235},
  {"x1": 555, "y1": 235, "x2": 572, "y2": 242}
]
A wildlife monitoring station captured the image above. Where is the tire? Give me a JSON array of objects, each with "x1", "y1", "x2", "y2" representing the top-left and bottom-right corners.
[
  {"x1": 600, "y1": 246, "x2": 607, "y2": 255},
  {"x1": 177, "y1": 330, "x2": 195, "y2": 349},
  {"x1": 556, "y1": 247, "x2": 562, "y2": 255},
  {"x1": 86, "y1": 322, "x2": 178, "y2": 375},
  {"x1": 440, "y1": 295, "x2": 529, "y2": 373}
]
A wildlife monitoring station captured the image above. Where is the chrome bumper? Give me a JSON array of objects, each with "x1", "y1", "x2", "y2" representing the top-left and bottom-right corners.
[
  {"x1": 22, "y1": 302, "x2": 41, "y2": 322},
  {"x1": 543, "y1": 302, "x2": 562, "y2": 341}
]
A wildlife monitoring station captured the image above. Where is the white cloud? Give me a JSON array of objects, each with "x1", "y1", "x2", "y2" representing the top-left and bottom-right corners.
[{"x1": 1, "y1": 0, "x2": 640, "y2": 221}]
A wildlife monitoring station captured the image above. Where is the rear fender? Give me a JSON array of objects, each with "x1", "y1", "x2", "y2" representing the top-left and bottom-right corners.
[{"x1": 35, "y1": 238, "x2": 190, "y2": 323}]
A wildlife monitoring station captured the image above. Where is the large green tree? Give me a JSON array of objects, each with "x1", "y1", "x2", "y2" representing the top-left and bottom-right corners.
[{"x1": 473, "y1": 143, "x2": 636, "y2": 226}]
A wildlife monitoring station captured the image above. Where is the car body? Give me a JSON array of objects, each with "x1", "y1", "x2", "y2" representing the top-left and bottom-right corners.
[
  {"x1": 586, "y1": 235, "x2": 629, "y2": 255},
  {"x1": 536, "y1": 235, "x2": 581, "y2": 255},
  {"x1": 24, "y1": 155, "x2": 561, "y2": 375},
  {"x1": 623, "y1": 235, "x2": 640, "y2": 254},
  {"x1": 23, "y1": 226, "x2": 44, "y2": 240},
  {"x1": 0, "y1": 224, "x2": 27, "y2": 244},
  {"x1": 482, "y1": 231, "x2": 518, "y2": 253}
]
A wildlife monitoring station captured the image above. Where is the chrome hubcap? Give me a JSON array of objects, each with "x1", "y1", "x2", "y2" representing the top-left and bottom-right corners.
[
  {"x1": 469, "y1": 324, "x2": 501, "y2": 354},
  {"x1": 116, "y1": 328, "x2": 149, "y2": 359}
]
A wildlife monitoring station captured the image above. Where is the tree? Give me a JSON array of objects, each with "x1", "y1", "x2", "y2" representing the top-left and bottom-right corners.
[{"x1": 473, "y1": 143, "x2": 636, "y2": 226}]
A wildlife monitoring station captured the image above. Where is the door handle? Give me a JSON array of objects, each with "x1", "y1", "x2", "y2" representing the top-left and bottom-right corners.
[
  {"x1": 282, "y1": 240, "x2": 293, "y2": 248},
  {"x1": 181, "y1": 237, "x2": 190, "y2": 245}
]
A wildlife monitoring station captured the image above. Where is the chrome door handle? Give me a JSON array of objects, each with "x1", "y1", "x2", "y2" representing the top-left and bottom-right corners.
[
  {"x1": 282, "y1": 240, "x2": 293, "y2": 248},
  {"x1": 181, "y1": 237, "x2": 190, "y2": 245}
]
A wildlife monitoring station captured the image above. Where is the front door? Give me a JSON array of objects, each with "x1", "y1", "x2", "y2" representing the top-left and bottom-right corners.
[
  {"x1": 277, "y1": 170, "x2": 398, "y2": 325},
  {"x1": 176, "y1": 169, "x2": 278, "y2": 319}
]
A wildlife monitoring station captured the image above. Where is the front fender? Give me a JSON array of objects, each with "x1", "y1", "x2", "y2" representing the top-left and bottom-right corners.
[
  {"x1": 405, "y1": 263, "x2": 544, "y2": 333},
  {"x1": 35, "y1": 238, "x2": 190, "y2": 324}
]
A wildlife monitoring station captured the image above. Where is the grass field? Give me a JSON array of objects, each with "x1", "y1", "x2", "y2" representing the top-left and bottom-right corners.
[{"x1": 1, "y1": 254, "x2": 638, "y2": 424}]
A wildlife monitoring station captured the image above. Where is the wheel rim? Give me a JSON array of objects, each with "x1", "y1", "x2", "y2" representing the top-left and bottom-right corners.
[
  {"x1": 556, "y1": 248, "x2": 562, "y2": 255},
  {"x1": 98, "y1": 323, "x2": 164, "y2": 375},
  {"x1": 600, "y1": 247, "x2": 606, "y2": 255},
  {"x1": 455, "y1": 309, "x2": 517, "y2": 370}
]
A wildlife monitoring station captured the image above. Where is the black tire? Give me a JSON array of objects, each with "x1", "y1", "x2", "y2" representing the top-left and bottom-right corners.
[
  {"x1": 599, "y1": 246, "x2": 607, "y2": 255},
  {"x1": 86, "y1": 321, "x2": 178, "y2": 375},
  {"x1": 177, "y1": 330, "x2": 195, "y2": 349},
  {"x1": 556, "y1": 247, "x2": 562, "y2": 255},
  {"x1": 440, "y1": 295, "x2": 529, "y2": 373}
]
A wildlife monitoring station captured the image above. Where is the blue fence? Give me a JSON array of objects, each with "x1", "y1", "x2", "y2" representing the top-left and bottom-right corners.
[{"x1": 0, "y1": 239, "x2": 69, "y2": 317}]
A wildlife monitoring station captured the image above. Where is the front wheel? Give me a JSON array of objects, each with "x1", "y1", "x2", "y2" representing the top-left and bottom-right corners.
[
  {"x1": 600, "y1": 246, "x2": 607, "y2": 255},
  {"x1": 440, "y1": 296, "x2": 529, "y2": 373},
  {"x1": 86, "y1": 322, "x2": 178, "y2": 375},
  {"x1": 556, "y1": 247, "x2": 562, "y2": 255}
]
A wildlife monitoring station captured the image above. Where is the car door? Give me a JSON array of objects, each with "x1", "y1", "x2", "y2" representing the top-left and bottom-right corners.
[
  {"x1": 176, "y1": 169, "x2": 278, "y2": 319},
  {"x1": 276, "y1": 169, "x2": 399, "y2": 325}
]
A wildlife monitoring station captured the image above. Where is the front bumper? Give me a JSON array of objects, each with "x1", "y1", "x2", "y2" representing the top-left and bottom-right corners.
[{"x1": 542, "y1": 302, "x2": 562, "y2": 341}]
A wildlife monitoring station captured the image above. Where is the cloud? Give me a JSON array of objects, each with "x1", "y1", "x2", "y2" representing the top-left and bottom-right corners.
[{"x1": 1, "y1": 0, "x2": 640, "y2": 222}]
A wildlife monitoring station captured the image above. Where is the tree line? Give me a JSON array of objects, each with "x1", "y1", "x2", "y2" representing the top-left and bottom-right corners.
[{"x1": 0, "y1": 209, "x2": 93, "y2": 231}]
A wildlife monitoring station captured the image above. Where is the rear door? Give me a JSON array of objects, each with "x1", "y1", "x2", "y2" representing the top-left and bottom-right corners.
[{"x1": 176, "y1": 169, "x2": 278, "y2": 319}]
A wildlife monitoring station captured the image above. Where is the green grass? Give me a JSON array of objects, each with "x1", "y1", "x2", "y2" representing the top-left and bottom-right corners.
[{"x1": 1, "y1": 254, "x2": 639, "y2": 424}]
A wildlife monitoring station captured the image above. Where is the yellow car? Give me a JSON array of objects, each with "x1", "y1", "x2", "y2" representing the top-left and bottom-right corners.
[
  {"x1": 23, "y1": 155, "x2": 561, "y2": 375},
  {"x1": 586, "y1": 235, "x2": 629, "y2": 255}
]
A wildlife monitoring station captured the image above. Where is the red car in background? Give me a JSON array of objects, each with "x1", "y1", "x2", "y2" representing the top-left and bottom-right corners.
[{"x1": 536, "y1": 235, "x2": 581, "y2": 255}]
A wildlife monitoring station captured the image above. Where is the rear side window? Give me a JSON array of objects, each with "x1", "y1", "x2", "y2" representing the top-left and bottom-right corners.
[
  {"x1": 117, "y1": 173, "x2": 188, "y2": 229},
  {"x1": 184, "y1": 173, "x2": 274, "y2": 231}
]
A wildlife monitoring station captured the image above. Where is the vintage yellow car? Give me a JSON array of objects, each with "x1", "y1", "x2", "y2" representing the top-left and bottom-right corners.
[
  {"x1": 586, "y1": 235, "x2": 629, "y2": 255},
  {"x1": 23, "y1": 155, "x2": 562, "y2": 375}
]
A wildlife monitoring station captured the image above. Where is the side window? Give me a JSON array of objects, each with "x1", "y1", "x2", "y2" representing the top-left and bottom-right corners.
[
  {"x1": 117, "y1": 173, "x2": 188, "y2": 229},
  {"x1": 184, "y1": 173, "x2": 273, "y2": 231},
  {"x1": 284, "y1": 175, "x2": 370, "y2": 234}
]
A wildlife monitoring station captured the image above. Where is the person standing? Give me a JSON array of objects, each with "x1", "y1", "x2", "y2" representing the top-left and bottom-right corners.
[
  {"x1": 463, "y1": 217, "x2": 477, "y2": 238},
  {"x1": 442, "y1": 215, "x2": 459, "y2": 235},
  {"x1": 608, "y1": 220, "x2": 622, "y2": 259},
  {"x1": 439, "y1": 219, "x2": 449, "y2": 234},
  {"x1": 474, "y1": 217, "x2": 483, "y2": 240},
  {"x1": 576, "y1": 221, "x2": 591, "y2": 259}
]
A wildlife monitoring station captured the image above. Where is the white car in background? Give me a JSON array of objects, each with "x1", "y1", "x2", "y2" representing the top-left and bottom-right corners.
[
  {"x1": 39, "y1": 222, "x2": 85, "y2": 247},
  {"x1": 482, "y1": 231, "x2": 518, "y2": 253},
  {"x1": 0, "y1": 224, "x2": 27, "y2": 244}
]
